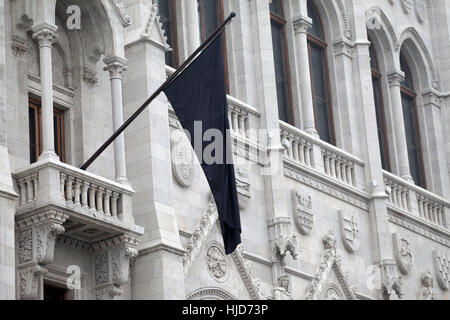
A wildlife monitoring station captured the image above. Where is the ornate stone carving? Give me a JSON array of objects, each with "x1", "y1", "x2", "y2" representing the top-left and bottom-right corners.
[
  {"x1": 393, "y1": 233, "x2": 413, "y2": 275},
  {"x1": 339, "y1": 210, "x2": 360, "y2": 253},
  {"x1": 184, "y1": 194, "x2": 218, "y2": 274},
  {"x1": 272, "y1": 274, "x2": 292, "y2": 300},
  {"x1": 292, "y1": 190, "x2": 313, "y2": 235},
  {"x1": 380, "y1": 259, "x2": 403, "y2": 300},
  {"x1": 325, "y1": 284, "x2": 343, "y2": 300},
  {"x1": 305, "y1": 231, "x2": 337, "y2": 300},
  {"x1": 230, "y1": 244, "x2": 263, "y2": 300},
  {"x1": 415, "y1": 0, "x2": 426, "y2": 22},
  {"x1": 32, "y1": 24, "x2": 59, "y2": 47},
  {"x1": 108, "y1": 0, "x2": 132, "y2": 26},
  {"x1": 269, "y1": 217, "x2": 298, "y2": 266},
  {"x1": 171, "y1": 131, "x2": 194, "y2": 187},
  {"x1": 83, "y1": 67, "x2": 98, "y2": 87},
  {"x1": 18, "y1": 229, "x2": 32, "y2": 264},
  {"x1": 400, "y1": 0, "x2": 413, "y2": 13},
  {"x1": 419, "y1": 270, "x2": 438, "y2": 300},
  {"x1": 93, "y1": 234, "x2": 139, "y2": 300},
  {"x1": 141, "y1": 4, "x2": 171, "y2": 51},
  {"x1": 11, "y1": 35, "x2": 27, "y2": 56},
  {"x1": 433, "y1": 250, "x2": 449, "y2": 290},
  {"x1": 236, "y1": 166, "x2": 251, "y2": 210},
  {"x1": 206, "y1": 242, "x2": 229, "y2": 282},
  {"x1": 35, "y1": 222, "x2": 65, "y2": 265},
  {"x1": 19, "y1": 265, "x2": 46, "y2": 300}
]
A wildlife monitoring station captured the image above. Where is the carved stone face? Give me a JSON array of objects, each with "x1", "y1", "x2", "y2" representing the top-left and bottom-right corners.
[
  {"x1": 278, "y1": 275, "x2": 290, "y2": 290},
  {"x1": 422, "y1": 271, "x2": 433, "y2": 287}
]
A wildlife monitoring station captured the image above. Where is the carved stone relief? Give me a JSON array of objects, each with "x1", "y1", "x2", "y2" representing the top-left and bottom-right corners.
[
  {"x1": 292, "y1": 190, "x2": 313, "y2": 235},
  {"x1": 171, "y1": 130, "x2": 194, "y2": 187},
  {"x1": 419, "y1": 270, "x2": 438, "y2": 300},
  {"x1": 393, "y1": 233, "x2": 414, "y2": 275},
  {"x1": 272, "y1": 274, "x2": 292, "y2": 300},
  {"x1": 433, "y1": 250, "x2": 449, "y2": 291},
  {"x1": 339, "y1": 210, "x2": 360, "y2": 253},
  {"x1": 205, "y1": 242, "x2": 229, "y2": 283}
]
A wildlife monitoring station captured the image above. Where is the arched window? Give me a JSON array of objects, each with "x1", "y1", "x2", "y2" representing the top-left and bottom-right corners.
[
  {"x1": 198, "y1": 0, "x2": 229, "y2": 92},
  {"x1": 400, "y1": 52, "x2": 426, "y2": 188},
  {"x1": 307, "y1": 0, "x2": 334, "y2": 144},
  {"x1": 156, "y1": 0, "x2": 178, "y2": 67},
  {"x1": 369, "y1": 40, "x2": 391, "y2": 171},
  {"x1": 270, "y1": 0, "x2": 293, "y2": 124}
]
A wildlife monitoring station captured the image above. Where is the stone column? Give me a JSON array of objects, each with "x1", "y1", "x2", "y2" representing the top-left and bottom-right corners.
[
  {"x1": 388, "y1": 71, "x2": 413, "y2": 182},
  {"x1": 292, "y1": 16, "x2": 318, "y2": 137},
  {"x1": 175, "y1": 0, "x2": 201, "y2": 62},
  {"x1": 104, "y1": 56, "x2": 129, "y2": 185},
  {"x1": 32, "y1": 23, "x2": 59, "y2": 162}
]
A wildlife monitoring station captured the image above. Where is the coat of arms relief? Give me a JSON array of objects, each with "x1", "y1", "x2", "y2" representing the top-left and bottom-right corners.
[
  {"x1": 433, "y1": 250, "x2": 449, "y2": 291},
  {"x1": 292, "y1": 190, "x2": 313, "y2": 235},
  {"x1": 339, "y1": 210, "x2": 360, "y2": 253},
  {"x1": 393, "y1": 233, "x2": 414, "y2": 275}
]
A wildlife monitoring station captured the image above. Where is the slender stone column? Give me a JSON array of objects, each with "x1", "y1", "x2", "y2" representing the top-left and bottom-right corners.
[
  {"x1": 104, "y1": 56, "x2": 129, "y2": 185},
  {"x1": 388, "y1": 71, "x2": 413, "y2": 182},
  {"x1": 175, "y1": 0, "x2": 201, "y2": 62},
  {"x1": 293, "y1": 16, "x2": 318, "y2": 137},
  {"x1": 32, "y1": 23, "x2": 59, "y2": 162}
]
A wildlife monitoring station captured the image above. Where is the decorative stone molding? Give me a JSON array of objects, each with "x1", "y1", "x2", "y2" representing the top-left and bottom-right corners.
[
  {"x1": 380, "y1": 259, "x2": 403, "y2": 300},
  {"x1": 235, "y1": 166, "x2": 251, "y2": 210},
  {"x1": 419, "y1": 270, "x2": 438, "y2": 300},
  {"x1": 291, "y1": 189, "x2": 313, "y2": 235},
  {"x1": 83, "y1": 67, "x2": 98, "y2": 87},
  {"x1": 93, "y1": 235, "x2": 139, "y2": 300},
  {"x1": 366, "y1": 7, "x2": 400, "y2": 51},
  {"x1": 292, "y1": 15, "x2": 312, "y2": 34},
  {"x1": 333, "y1": 38, "x2": 354, "y2": 59},
  {"x1": 32, "y1": 23, "x2": 58, "y2": 47},
  {"x1": 269, "y1": 217, "x2": 298, "y2": 266},
  {"x1": 171, "y1": 130, "x2": 194, "y2": 187},
  {"x1": 400, "y1": 0, "x2": 413, "y2": 13},
  {"x1": 336, "y1": 0, "x2": 352, "y2": 39},
  {"x1": 305, "y1": 231, "x2": 337, "y2": 300},
  {"x1": 103, "y1": 56, "x2": 128, "y2": 79},
  {"x1": 272, "y1": 274, "x2": 292, "y2": 300},
  {"x1": 205, "y1": 241, "x2": 230, "y2": 283},
  {"x1": 230, "y1": 245, "x2": 263, "y2": 300},
  {"x1": 186, "y1": 287, "x2": 237, "y2": 300},
  {"x1": 392, "y1": 232, "x2": 414, "y2": 275},
  {"x1": 183, "y1": 194, "x2": 218, "y2": 274},
  {"x1": 16, "y1": 210, "x2": 68, "y2": 300},
  {"x1": 141, "y1": 4, "x2": 171, "y2": 51},
  {"x1": 388, "y1": 70, "x2": 406, "y2": 87},
  {"x1": 432, "y1": 250, "x2": 449, "y2": 291},
  {"x1": 108, "y1": 0, "x2": 132, "y2": 26},
  {"x1": 339, "y1": 210, "x2": 360, "y2": 253},
  {"x1": 11, "y1": 35, "x2": 27, "y2": 56}
]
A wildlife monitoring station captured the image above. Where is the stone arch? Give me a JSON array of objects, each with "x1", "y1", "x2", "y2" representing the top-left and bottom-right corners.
[
  {"x1": 399, "y1": 27, "x2": 437, "y2": 89},
  {"x1": 186, "y1": 287, "x2": 238, "y2": 300},
  {"x1": 366, "y1": 6, "x2": 398, "y2": 73},
  {"x1": 310, "y1": 0, "x2": 350, "y2": 42}
]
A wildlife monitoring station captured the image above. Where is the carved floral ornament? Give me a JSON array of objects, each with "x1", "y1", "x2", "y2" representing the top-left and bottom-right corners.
[{"x1": 206, "y1": 242, "x2": 230, "y2": 283}]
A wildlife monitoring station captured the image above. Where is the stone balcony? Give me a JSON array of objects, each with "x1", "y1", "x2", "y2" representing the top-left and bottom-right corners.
[{"x1": 13, "y1": 158, "x2": 143, "y2": 300}]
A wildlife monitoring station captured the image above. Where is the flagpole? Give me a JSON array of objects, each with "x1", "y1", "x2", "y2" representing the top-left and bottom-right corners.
[{"x1": 79, "y1": 12, "x2": 237, "y2": 171}]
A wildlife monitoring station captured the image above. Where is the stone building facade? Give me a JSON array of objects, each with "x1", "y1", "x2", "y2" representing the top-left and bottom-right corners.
[{"x1": 0, "y1": 0, "x2": 449, "y2": 300}]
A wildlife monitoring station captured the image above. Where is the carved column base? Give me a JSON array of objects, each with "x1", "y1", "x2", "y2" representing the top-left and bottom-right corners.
[{"x1": 268, "y1": 217, "x2": 298, "y2": 267}]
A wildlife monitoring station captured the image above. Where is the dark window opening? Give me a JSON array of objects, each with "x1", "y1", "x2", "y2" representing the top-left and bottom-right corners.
[
  {"x1": 43, "y1": 283, "x2": 68, "y2": 301},
  {"x1": 156, "y1": 0, "x2": 179, "y2": 68}
]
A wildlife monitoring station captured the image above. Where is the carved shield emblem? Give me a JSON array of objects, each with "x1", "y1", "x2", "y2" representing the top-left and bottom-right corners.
[
  {"x1": 171, "y1": 131, "x2": 194, "y2": 187},
  {"x1": 339, "y1": 210, "x2": 360, "y2": 253},
  {"x1": 393, "y1": 233, "x2": 413, "y2": 275},
  {"x1": 292, "y1": 190, "x2": 313, "y2": 235},
  {"x1": 433, "y1": 250, "x2": 449, "y2": 290}
]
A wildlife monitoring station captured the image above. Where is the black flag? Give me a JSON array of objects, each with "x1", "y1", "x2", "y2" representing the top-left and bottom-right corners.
[{"x1": 163, "y1": 35, "x2": 242, "y2": 254}]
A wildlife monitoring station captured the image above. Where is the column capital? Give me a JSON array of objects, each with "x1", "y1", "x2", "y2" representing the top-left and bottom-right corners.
[
  {"x1": 32, "y1": 23, "x2": 58, "y2": 47},
  {"x1": 333, "y1": 38, "x2": 355, "y2": 58},
  {"x1": 103, "y1": 56, "x2": 128, "y2": 79},
  {"x1": 388, "y1": 70, "x2": 405, "y2": 87},
  {"x1": 422, "y1": 88, "x2": 443, "y2": 108},
  {"x1": 293, "y1": 15, "x2": 313, "y2": 34}
]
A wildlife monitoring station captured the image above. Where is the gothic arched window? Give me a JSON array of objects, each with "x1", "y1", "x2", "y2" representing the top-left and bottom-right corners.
[
  {"x1": 156, "y1": 0, "x2": 178, "y2": 67},
  {"x1": 198, "y1": 0, "x2": 229, "y2": 92},
  {"x1": 400, "y1": 52, "x2": 426, "y2": 188},
  {"x1": 270, "y1": 0, "x2": 293, "y2": 124},
  {"x1": 307, "y1": 0, "x2": 335, "y2": 144},
  {"x1": 369, "y1": 40, "x2": 391, "y2": 171}
]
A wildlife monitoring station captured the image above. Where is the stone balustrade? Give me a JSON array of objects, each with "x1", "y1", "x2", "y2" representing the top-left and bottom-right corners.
[
  {"x1": 14, "y1": 158, "x2": 140, "y2": 231},
  {"x1": 280, "y1": 121, "x2": 364, "y2": 189},
  {"x1": 383, "y1": 170, "x2": 449, "y2": 229}
]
